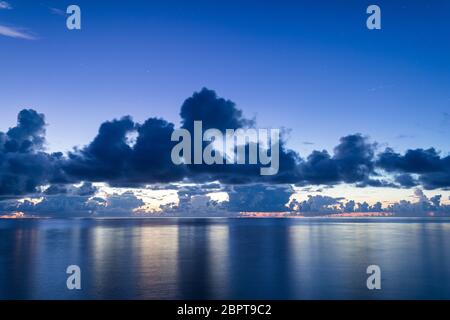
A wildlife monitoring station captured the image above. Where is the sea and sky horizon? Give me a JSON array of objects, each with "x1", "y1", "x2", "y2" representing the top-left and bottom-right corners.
[
  {"x1": 1, "y1": 1, "x2": 449, "y2": 218},
  {"x1": 1, "y1": 0, "x2": 450, "y2": 302}
]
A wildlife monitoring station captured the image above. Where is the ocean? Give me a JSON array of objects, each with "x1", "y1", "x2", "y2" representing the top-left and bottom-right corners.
[{"x1": 1, "y1": 217, "x2": 450, "y2": 299}]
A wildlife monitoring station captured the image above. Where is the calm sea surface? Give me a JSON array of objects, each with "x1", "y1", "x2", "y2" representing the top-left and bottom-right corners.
[{"x1": 1, "y1": 217, "x2": 450, "y2": 299}]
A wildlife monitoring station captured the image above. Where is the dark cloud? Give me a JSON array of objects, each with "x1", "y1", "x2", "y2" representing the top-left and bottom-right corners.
[
  {"x1": 101, "y1": 191, "x2": 144, "y2": 216},
  {"x1": 170, "y1": 187, "x2": 228, "y2": 216},
  {"x1": 0, "y1": 193, "x2": 96, "y2": 217},
  {"x1": 3, "y1": 109, "x2": 46, "y2": 153},
  {"x1": 130, "y1": 117, "x2": 185, "y2": 183},
  {"x1": 75, "y1": 182, "x2": 98, "y2": 196},
  {"x1": 290, "y1": 195, "x2": 384, "y2": 215},
  {"x1": 178, "y1": 88, "x2": 260, "y2": 181},
  {"x1": 395, "y1": 174, "x2": 418, "y2": 188},
  {"x1": 43, "y1": 182, "x2": 97, "y2": 196},
  {"x1": 0, "y1": 89, "x2": 449, "y2": 199},
  {"x1": 377, "y1": 148, "x2": 450, "y2": 189},
  {"x1": 146, "y1": 182, "x2": 221, "y2": 191},
  {"x1": 0, "y1": 189, "x2": 144, "y2": 218},
  {"x1": 177, "y1": 88, "x2": 301, "y2": 184},
  {"x1": 296, "y1": 134, "x2": 378, "y2": 186},
  {"x1": 377, "y1": 148, "x2": 445, "y2": 173},
  {"x1": 332, "y1": 134, "x2": 376, "y2": 183},
  {"x1": 180, "y1": 87, "x2": 254, "y2": 132},
  {"x1": 371, "y1": 202, "x2": 383, "y2": 212},
  {"x1": 64, "y1": 116, "x2": 185, "y2": 185},
  {"x1": 298, "y1": 150, "x2": 339, "y2": 184},
  {"x1": 44, "y1": 184, "x2": 68, "y2": 195},
  {"x1": 190, "y1": 142, "x2": 301, "y2": 185},
  {"x1": 227, "y1": 184, "x2": 292, "y2": 212},
  {"x1": 0, "y1": 110, "x2": 63, "y2": 196},
  {"x1": 419, "y1": 171, "x2": 450, "y2": 190},
  {"x1": 289, "y1": 195, "x2": 343, "y2": 214},
  {"x1": 64, "y1": 116, "x2": 135, "y2": 181},
  {"x1": 355, "y1": 178, "x2": 397, "y2": 188},
  {"x1": 343, "y1": 200, "x2": 355, "y2": 212}
]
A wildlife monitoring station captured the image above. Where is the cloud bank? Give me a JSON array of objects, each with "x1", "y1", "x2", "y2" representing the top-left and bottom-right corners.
[
  {"x1": 2, "y1": 88, "x2": 450, "y2": 194},
  {"x1": 288, "y1": 188, "x2": 450, "y2": 217},
  {"x1": 0, "y1": 88, "x2": 449, "y2": 217}
]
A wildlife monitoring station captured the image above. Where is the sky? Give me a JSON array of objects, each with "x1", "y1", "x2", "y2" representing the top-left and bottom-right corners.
[{"x1": 0, "y1": 0, "x2": 449, "y2": 216}]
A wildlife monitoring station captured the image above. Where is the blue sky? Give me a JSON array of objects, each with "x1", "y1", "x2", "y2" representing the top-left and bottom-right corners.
[
  {"x1": 1, "y1": 0, "x2": 448, "y2": 154},
  {"x1": 0, "y1": 1, "x2": 449, "y2": 215}
]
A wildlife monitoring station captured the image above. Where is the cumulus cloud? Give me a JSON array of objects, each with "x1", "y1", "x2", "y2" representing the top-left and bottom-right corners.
[
  {"x1": 178, "y1": 88, "x2": 302, "y2": 184},
  {"x1": 226, "y1": 184, "x2": 293, "y2": 212},
  {"x1": 296, "y1": 134, "x2": 386, "y2": 187},
  {"x1": 289, "y1": 195, "x2": 343, "y2": 214},
  {"x1": 177, "y1": 88, "x2": 265, "y2": 182},
  {"x1": 385, "y1": 189, "x2": 449, "y2": 216},
  {"x1": 169, "y1": 189, "x2": 228, "y2": 216},
  {"x1": 1, "y1": 182, "x2": 448, "y2": 217},
  {"x1": 377, "y1": 148, "x2": 450, "y2": 189},
  {"x1": 287, "y1": 188, "x2": 449, "y2": 217},
  {"x1": 0, "y1": 88, "x2": 449, "y2": 220},
  {"x1": 64, "y1": 116, "x2": 136, "y2": 182},
  {"x1": 180, "y1": 88, "x2": 254, "y2": 133},
  {"x1": 0, "y1": 187, "x2": 145, "y2": 218},
  {"x1": 289, "y1": 195, "x2": 381, "y2": 215},
  {"x1": 0, "y1": 110, "x2": 65, "y2": 196},
  {"x1": 64, "y1": 116, "x2": 185, "y2": 185},
  {"x1": 59, "y1": 90, "x2": 384, "y2": 188},
  {"x1": 395, "y1": 173, "x2": 419, "y2": 188},
  {"x1": 43, "y1": 182, "x2": 98, "y2": 196},
  {"x1": 332, "y1": 134, "x2": 376, "y2": 183}
]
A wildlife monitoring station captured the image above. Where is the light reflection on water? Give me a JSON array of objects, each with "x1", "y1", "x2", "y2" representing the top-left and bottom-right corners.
[{"x1": 0, "y1": 218, "x2": 450, "y2": 299}]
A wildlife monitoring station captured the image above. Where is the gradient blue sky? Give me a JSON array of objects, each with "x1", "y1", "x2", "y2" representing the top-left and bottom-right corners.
[{"x1": 1, "y1": 0, "x2": 449, "y2": 156}]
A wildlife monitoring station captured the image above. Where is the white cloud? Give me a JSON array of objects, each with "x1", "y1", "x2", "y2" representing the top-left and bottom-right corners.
[
  {"x1": 0, "y1": 25, "x2": 36, "y2": 40},
  {"x1": 0, "y1": 1, "x2": 12, "y2": 10},
  {"x1": 49, "y1": 7, "x2": 66, "y2": 16}
]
